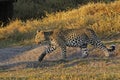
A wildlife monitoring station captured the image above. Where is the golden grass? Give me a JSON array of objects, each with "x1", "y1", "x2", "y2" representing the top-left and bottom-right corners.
[
  {"x1": 0, "y1": 1, "x2": 120, "y2": 80},
  {"x1": 0, "y1": 58, "x2": 120, "y2": 80},
  {"x1": 0, "y1": 1, "x2": 120, "y2": 43}
]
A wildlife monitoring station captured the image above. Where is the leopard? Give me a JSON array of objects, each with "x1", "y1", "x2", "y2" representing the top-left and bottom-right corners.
[{"x1": 35, "y1": 28, "x2": 115, "y2": 62}]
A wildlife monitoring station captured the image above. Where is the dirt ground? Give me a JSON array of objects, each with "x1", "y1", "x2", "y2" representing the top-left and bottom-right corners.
[
  {"x1": 0, "y1": 44, "x2": 119, "y2": 70},
  {"x1": 0, "y1": 45, "x2": 80, "y2": 70}
]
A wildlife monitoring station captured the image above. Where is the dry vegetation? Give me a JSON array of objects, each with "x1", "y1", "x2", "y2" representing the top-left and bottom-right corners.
[
  {"x1": 0, "y1": 60, "x2": 120, "y2": 80},
  {"x1": 0, "y1": 1, "x2": 120, "y2": 47},
  {"x1": 0, "y1": 1, "x2": 120, "y2": 80},
  {"x1": 14, "y1": 0, "x2": 115, "y2": 20}
]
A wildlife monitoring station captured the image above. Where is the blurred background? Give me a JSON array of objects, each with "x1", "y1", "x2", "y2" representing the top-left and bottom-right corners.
[
  {"x1": 0, "y1": 0, "x2": 115, "y2": 26},
  {"x1": 0, "y1": 0, "x2": 119, "y2": 48}
]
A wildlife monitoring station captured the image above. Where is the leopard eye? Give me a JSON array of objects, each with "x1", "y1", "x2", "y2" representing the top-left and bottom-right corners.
[{"x1": 37, "y1": 30, "x2": 41, "y2": 33}]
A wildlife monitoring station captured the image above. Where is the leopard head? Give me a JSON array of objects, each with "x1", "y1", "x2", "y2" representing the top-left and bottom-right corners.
[{"x1": 35, "y1": 30, "x2": 53, "y2": 45}]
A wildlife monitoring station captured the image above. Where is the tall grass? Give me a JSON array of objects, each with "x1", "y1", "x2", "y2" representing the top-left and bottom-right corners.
[
  {"x1": 14, "y1": 0, "x2": 115, "y2": 20},
  {"x1": 0, "y1": 1, "x2": 120, "y2": 46}
]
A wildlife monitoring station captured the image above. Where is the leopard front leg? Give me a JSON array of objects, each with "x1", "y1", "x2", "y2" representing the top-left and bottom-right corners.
[
  {"x1": 57, "y1": 37, "x2": 67, "y2": 60},
  {"x1": 38, "y1": 51, "x2": 47, "y2": 62},
  {"x1": 61, "y1": 46, "x2": 67, "y2": 60},
  {"x1": 38, "y1": 45, "x2": 57, "y2": 62}
]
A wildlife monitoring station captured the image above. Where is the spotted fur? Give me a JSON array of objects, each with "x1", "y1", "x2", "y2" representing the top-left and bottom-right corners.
[{"x1": 35, "y1": 28, "x2": 115, "y2": 62}]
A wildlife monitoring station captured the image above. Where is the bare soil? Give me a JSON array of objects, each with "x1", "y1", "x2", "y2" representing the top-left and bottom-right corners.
[{"x1": 0, "y1": 44, "x2": 119, "y2": 70}]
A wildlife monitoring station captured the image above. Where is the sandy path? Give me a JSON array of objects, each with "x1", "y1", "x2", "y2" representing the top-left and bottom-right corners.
[
  {"x1": 0, "y1": 44, "x2": 119, "y2": 70},
  {"x1": 0, "y1": 45, "x2": 82, "y2": 70},
  {"x1": 0, "y1": 46, "x2": 32, "y2": 62}
]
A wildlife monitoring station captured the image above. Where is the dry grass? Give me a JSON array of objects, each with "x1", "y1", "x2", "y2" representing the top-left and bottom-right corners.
[
  {"x1": 0, "y1": 58, "x2": 120, "y2": 80},
  {"x1": 0, "y1": 1, "x2": 120, "y2": 80},
  {"x1": 0, "y1": 1, "x2": 120, "y2": 47}
]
